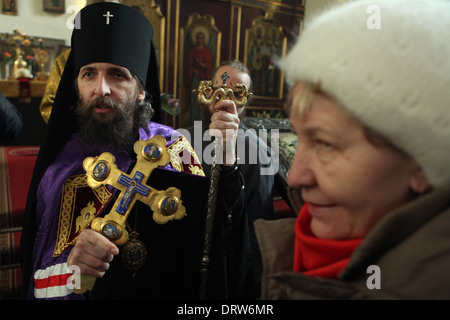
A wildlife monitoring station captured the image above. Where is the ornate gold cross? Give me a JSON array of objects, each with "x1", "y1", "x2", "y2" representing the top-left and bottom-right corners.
[
  {"x1": 73, "y1": 136, "x2": 185, "y2": 294},
  {"x1": 82, "y1": 135, "x2": 186, "y2": 246}
]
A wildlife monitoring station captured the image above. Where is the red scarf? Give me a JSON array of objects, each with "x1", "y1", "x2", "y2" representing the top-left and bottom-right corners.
[{"x1": 293, "y1": 204, "x2": 363, "y2": 278}]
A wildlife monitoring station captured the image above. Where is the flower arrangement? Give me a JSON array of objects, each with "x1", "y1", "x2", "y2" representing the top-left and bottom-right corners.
[
  {"x1": 160, "y1": 92, "x2": 180, "y2": 116},
  {"x1": 2, "y1": 52, "x2": 13, "y2": 64},
  {"x1": 25, "y1": 55, "x2": 34, "y2": 67},
  {"x1": 0, "y1": 52, "x2": 13, "y2": 79}
]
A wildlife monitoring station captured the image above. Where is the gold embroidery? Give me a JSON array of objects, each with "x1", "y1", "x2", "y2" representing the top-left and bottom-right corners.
[
  {"x1": 168, "y1": 136, "x2": 205, "y2": 176},
  {"x1": 54, "y1": 175, "x2": 85, "y2": 256},
  {"x1": 53, "y1": 174, "x2": 112, "y2": 257},
  {"x1": 75, "y1": 201, "x2": 96, "y2": 233},
  {"x1": 189, "y1": 165, "x2": 204, "y2": 176}
]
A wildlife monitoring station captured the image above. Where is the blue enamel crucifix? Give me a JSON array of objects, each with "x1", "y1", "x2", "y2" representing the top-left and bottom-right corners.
[
  {"x1": 116, "y1": 171, "x2": 150, "y2": 215},
  {"x1": 220, "y1": 71, "x2": 230, "y2": 85}
]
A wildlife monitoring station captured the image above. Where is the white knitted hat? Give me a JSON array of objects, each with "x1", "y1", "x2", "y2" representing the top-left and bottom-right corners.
[{"x1": 280, "y1": 0, "x2": 450, "y2": 187}]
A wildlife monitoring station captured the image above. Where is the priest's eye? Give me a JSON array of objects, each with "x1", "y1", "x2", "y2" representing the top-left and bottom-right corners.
[{"x1": 82, "y1": 71, "x2": 94, "y2": 78}]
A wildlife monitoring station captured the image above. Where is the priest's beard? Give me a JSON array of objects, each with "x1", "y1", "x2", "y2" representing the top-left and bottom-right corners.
[{"x1": 76, "y1": 97, "x2": 138, "y2": 152}]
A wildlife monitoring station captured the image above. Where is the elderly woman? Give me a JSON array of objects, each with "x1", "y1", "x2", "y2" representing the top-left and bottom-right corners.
[{"x1": 255, "y1": 0, "x2": 450, "y2": 299}]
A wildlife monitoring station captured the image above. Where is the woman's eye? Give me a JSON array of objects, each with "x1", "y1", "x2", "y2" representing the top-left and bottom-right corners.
[
  {"x1": 314, "y1": 139, "x2": 338, "y2": 162},
  {"x1": 315, "y1": 139, "x2": 333, "y2": 149}
]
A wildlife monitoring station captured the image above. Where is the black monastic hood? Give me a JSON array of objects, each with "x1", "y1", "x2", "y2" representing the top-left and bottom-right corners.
[{"x1": 20, "y1": 2, "x2": 162, "y2": 297}]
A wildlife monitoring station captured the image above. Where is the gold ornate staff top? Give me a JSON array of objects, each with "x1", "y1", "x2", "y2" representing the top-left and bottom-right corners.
[
  {"x1": 73, "y1": 135, "x2": 186, "y2": 294},
  {"x1": 193, "y1": 79, "x2": 252, "y2": 108}
]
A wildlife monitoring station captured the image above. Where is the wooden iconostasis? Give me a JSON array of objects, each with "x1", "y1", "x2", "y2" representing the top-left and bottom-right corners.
[{"x1": 121, "y1": 0, "x2": 304, "y2": 128}]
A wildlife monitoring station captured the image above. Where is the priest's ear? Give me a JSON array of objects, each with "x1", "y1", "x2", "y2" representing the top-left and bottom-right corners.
[
  {"x1": 137, "y1": 90, "x2": 146, "y2": 102},
  {"x1": 135, "y1": 76, "x2": 146, "y2": 102}
]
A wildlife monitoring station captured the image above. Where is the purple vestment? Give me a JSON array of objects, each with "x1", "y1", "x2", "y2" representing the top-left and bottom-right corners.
[{"x1": 28, "y1": 123, "x2": 182, "y2": 299}]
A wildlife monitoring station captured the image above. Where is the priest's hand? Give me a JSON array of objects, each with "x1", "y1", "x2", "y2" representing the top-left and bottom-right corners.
[
  {"x1": 67, "y1": 229, "x2": 119, "y2": 278},
  {"x1": 209, "y1": 98, "x2": 240, "y2": 166}
]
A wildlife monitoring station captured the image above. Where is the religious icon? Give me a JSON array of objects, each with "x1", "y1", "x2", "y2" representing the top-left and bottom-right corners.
[
  {"x1": 101, "y1": 222, "x2": 120, "y2": 241},
  {"x1": 244, "y1": 11, "x2": 287, "y2": 99},
  {"x1": 160, "y1": 196, "x2": 178, "y2": 216},
  {"x1": 187, "y1": 27, "x2": 213, "y2": 123},
  {"x1": 180, "y1": 14, "x2": 221, "y2": 127},
  {"x1": 1, "y1": 0, "x2": 17, "y2": 15},
  {"x1": 92, "y1": 161, "x2": 109, "y2": 181},
  {"x1": 143, "y1": 144, "x2": 162, "y2": 160},
  {"x1": 75, "y1": 201, "x2": 97, "y2": 233},
  {"x1": 43, "y1": 0, "x2": 65, "y2": 13}
]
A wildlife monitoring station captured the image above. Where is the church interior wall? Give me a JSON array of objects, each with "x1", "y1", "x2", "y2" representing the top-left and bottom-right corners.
[{"x1": 0, "y1": 0, "x2": 351, "y2": 144}]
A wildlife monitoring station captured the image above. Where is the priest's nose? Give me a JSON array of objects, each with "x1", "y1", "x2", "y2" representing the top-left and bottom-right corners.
[{"x1": 93, "y1": 76, "x2": 111, "y2": 97}]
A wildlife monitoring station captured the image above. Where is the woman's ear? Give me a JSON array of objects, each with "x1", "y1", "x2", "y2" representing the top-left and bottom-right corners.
[{"x1": 409, "y1": 166, "x2": 431, "y2": 194}]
